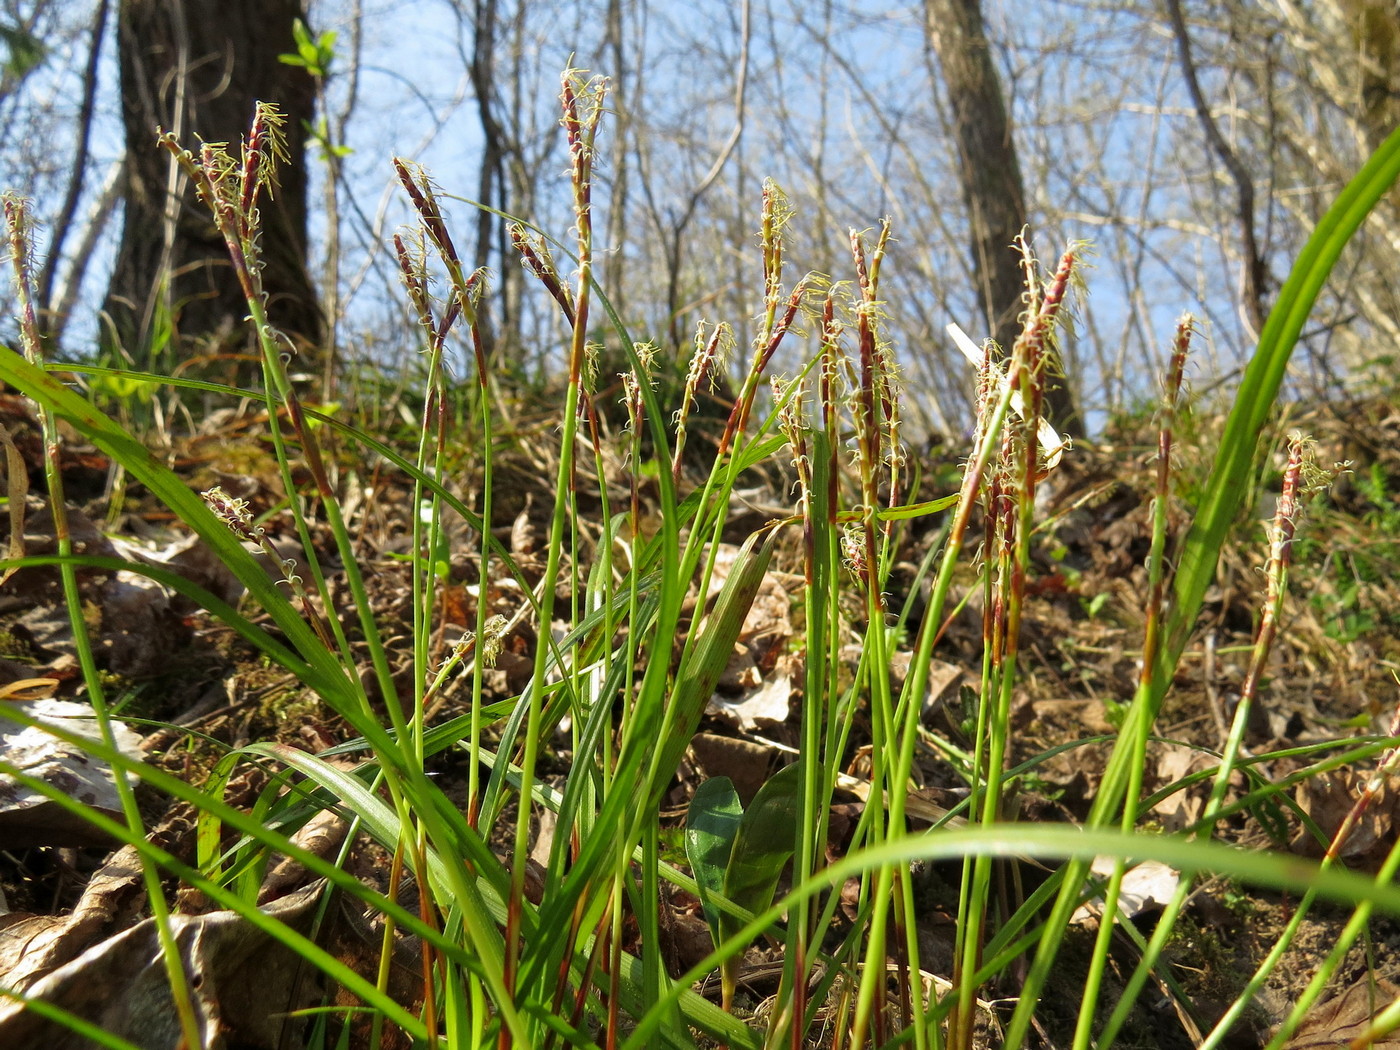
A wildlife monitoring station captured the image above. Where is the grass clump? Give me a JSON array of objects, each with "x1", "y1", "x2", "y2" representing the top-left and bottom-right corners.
[{"x1": 2, "y1": 70, "x2": 1400, "y2": 1050}]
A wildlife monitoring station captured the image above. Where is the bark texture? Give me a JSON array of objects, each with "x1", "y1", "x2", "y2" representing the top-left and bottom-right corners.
[
  {"x1": 926, "y1": 0, "x2": 1081, "y2": 434},
  {"x1": 105, "y1": 0, "x2": 322, "y2": 362}
]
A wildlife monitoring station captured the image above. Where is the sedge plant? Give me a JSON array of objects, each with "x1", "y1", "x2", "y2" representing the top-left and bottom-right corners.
[{"x1": 3, "y1": 71, "x2": 1400, "y2": 1050}]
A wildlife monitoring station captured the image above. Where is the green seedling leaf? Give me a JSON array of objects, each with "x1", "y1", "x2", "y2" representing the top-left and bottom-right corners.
[
  {"x1": 88, "y1": 368, "x2": 153, "y2": 405},
  {"x1": 279, "y1": 18, "x2": 335, "y2": 76},
  {"x1": 722, "y1": 761, "x2": 802, "y2": 926},
  {"x1": 718, "y1": 761, "x2": 802, "y2": 1009},
  {"x1": 291, "y1": 16, "x2": 313, "y2": 52},
  {"x1": 685, "y1": 776, "x2": 742, "y2": 940}
]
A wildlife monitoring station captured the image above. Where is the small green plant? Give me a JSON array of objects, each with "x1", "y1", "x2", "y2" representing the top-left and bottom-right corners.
[
  {"x1": 0, "y1": 626, "x2": 34, "y2": 661},
  {"x1": 1295, "y1": 462, "x2": 1400, "y2": 645},
  {"x1": 1357, "y1": 461, "x2": 1400, "y2": 530},
  {"x1": 685, "y1": 765, "x2": 800, "y2": 1013},
  {"x1": 1082, "y1": 589, "x2": 1110, "y2": 620},
  {"x1": 1316, "y1": 577, "x2": 1380, "y2": 644}
]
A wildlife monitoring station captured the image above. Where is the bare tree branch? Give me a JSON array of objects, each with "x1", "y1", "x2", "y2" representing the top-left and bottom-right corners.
[{"x1": 1164, "y1": 0, "x2": 1269, "y2": 337}]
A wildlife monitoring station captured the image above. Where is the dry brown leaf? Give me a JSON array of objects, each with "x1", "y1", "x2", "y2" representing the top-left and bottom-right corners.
[
  {"x1": 1283, "y1": 977, "x2": 1400, "y2": 1049},
  {"x1": 0, "y1": 845, "x2": 147, "y2": 990},
  {"x1": 709, "y1": 672, "x2": 791, "y2": 731},
  {"x1": 1072, "y1": 858, "x2": 1181, "y2": 924},
  {"x1": 1292, "y1": 769, "x2": 1398, "y2": 863},
  {"x1": 112, "y1": 531, "x2": 247, "y2": 607},
  {"x1": 888, "y1": 652, "x2": 962, "y2": 713},
  {"x1": 258, "y1": 806, "x2": 350, "y2": 904},
  {"x1": 689, "y1": 732, "x2": 773, "y2": 804},
  {"x1": 0, "y1": 880, "x2": 326, "y2": 1050},
  {"x1": 1152, "y1": 742, "x2": 1215, "y2": 831}
]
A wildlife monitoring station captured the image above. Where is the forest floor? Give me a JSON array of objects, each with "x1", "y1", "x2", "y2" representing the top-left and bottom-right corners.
[{"x1": 2, "y1": 386, "x2": 1400, "y2": 1049}]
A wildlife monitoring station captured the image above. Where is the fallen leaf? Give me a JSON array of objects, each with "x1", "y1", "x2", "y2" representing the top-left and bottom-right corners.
[
  {"x1": 709, "y1": 673, "x2": 791, "y2": 732},
  {"x1": 1152, "y1": 742, "x2": 1214, "y2": 830},
  {"x1": 0, "y1": 698, "x2": 143, "y2": 847},
  {"x1": 1292, "y1": 770, "x2": 1397, "y2": 863},
  {"x1": 1283, "y1": 977, "x2": 1400, "y2": 1048},
  {"x1": 0, "y1": 845, "x2": 147, "y2": 990},
  {"x1": 1072, "y1": 857, "x2": 1180, "y2": 924},
  {"x1": 0, "y1": 881, "x2": 326, "y2": 1050},
  {"x1": 689, "y1": 732, "x2": 772, "y2": 805}
]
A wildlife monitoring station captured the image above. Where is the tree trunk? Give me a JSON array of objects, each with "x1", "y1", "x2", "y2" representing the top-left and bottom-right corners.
[
  {"x1": 925, "y1": 0, "x2": 1082, "y2": 435},
  {"x1": 105, "y1": 0, "x2": 322, "y2": 367}
]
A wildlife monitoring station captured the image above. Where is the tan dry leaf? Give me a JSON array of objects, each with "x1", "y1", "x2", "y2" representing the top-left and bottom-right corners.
[
  {"x1": 0, "y1": 846, "x2": 146, "y2": 991},
  {"x1": 1152, "y1": 742, "x2": 1214, "y2": 831},
  {"x1": 1072, "y1": 857, "x2": 1181, "y2": 924},
  {"x1": 0, "y1": 698, "x2": 143, "y2": 848},
  {"x1": 257, "y1": 806, "x2": 350, "y2": 904},
  {"x1": 1292, "y1": 769, "x2": 1397, "y2": 862},
  {"x1": 888, "y1": 652, "x2": 961, "y2": 714},
  {"x1": 0, "y1": 881, "x2": 325, "y2": 1050},
  {"x1": 510, "y1": 496, "x2": 543, "y2": 573},
  {"x1": 689, "y1": 731, "x2": 772, "y2": 804},
  {"x1": 1283, "y1": 977, "x2": 1400, "y2": 1049}
]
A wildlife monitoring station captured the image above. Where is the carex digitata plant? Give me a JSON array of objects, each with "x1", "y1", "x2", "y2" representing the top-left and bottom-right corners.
[{"x1": 5, "y1": 68, "x2": 1400, "y2": 1050}]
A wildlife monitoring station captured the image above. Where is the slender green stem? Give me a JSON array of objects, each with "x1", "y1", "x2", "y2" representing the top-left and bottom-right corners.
[{"x1": 6, "y1": 195, "x2": 204, "y2": 1050}]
